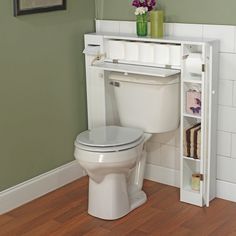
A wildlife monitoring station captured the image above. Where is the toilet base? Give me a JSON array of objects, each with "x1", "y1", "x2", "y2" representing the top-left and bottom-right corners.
[
  {"x1": 88, "y1": 173, "x2": 147, "y2": 220},
  {"x1": 129, "y1": 190, "x2": 147, "y2": 211}
]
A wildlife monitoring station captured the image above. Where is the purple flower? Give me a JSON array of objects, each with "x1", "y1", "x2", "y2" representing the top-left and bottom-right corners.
[{"x1": 132, "y1": 0, "x2": 156, "y2": 11}]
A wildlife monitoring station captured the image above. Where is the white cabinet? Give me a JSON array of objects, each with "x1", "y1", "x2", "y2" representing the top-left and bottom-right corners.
[
  {"x1": 83, "y1": 33, "x2": 219, "y2": 207},
  {"x1": 180, "y1": 42, "x2": 219, "y2": 206}
]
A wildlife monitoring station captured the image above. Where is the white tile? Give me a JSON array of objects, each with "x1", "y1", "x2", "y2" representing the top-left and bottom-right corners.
[
  {"x1": 164, "y1": 23, "x2": 174, "y2": 36},
  {"x1": 217, "y1": 156, "x2": 236, "y2": 184},
  {"x1": 235, "y1": 26, "x2": 236, "y2": 53},
  {"x1": 160, "y1": 144, "x2": 180, "y2": 170},
  {"x1": 203, "y1": 25, "x2": 235, "y2": 53},
  {"x1": 175, "y1": 128, "x2": 180, "y2": 148},
  {"x1": 146, "y1": 141, "x2": 161, "y2": 165},
  {"x1": 219, "y1": 53, "x2": 236, "y2": 80},
  {"x1": 231, "y1": 134, "x2": 236, "y2": 158},
  {"x1": 172, "y1": 23, "x2": 203, "y2": 38},
  {"x1": 216, "y1": 180, "x2": 236, "y2": 203},
  {"x1": 217, "y1": 131, "x2": 231, "y2": 157},
  {"x1": 99, "y1": 20, "x2": 120, "y2": 33},
  {"x1": 175, "y1": 148, "x2": 180, "y2": 170},
  {"x1": 119, "y1": 21, "x2": 136, "y2": 34},
  {"x1": 233, "y1": 82, "x2": 236, "y2": 107},
  {"x1": 95, "y1": 20, "x2": 101, "y2": 33},
  {"x1": 218, "y1": 106, "x2": 236, "y2": 132},
  {"x1": 218, "y1": 80, "x2": 233, "y2": 106},
  {"x1": 150, "y1": 130, "x2": 176, "y2": 146}
]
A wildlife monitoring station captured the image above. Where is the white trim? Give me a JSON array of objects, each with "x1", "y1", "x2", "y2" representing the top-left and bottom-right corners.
[
  {"x1": 145, "y1": 164, "x2": 180, "y2": 188},
  {"x1": 216, "y1": 180, "x2": 236, "y2": 202},
  {"x1": 95, "y1": 19, "x2": 101, "y2": 33},
  {"x1": 145, "y1": 165, "x2": 236, "y2": 203},
  {"x1": 0, "y1": 161, "x2": 85, "y2": 215}
]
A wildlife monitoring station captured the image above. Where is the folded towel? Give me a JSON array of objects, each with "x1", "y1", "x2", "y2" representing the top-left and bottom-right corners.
[
  {"x1": 190, "y1": 124, "x2": 201, "y2": 158},
  {"x1": 197, "y1": 129, "x2": 201, "y2": 159},
  {"x1": 194, "y1": 127, "x2": 201, "y2": 159},
  {"x1": 183, "y1": 123, "x2": 201, "y2": 158}
]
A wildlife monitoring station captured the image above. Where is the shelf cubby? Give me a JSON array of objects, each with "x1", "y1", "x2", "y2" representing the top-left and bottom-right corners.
[
  {"x1": 183, "y1": 82, "x2": 202, "y2": 117},
  {"x1": 183, "y1": 158, "x2": 201, "y2": 191}
]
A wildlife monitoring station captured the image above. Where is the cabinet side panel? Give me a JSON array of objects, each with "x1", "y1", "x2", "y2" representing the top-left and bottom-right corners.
[
  {"x1": 209, "y1": 41, "x2": 219, "y2": 202},
  {"x1": 84, "y1": 35, "x2": 106, "y2": 129}
]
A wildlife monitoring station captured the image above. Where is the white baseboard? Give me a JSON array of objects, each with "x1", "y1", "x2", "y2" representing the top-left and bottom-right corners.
[
  {"x1": 145, "y1": 164, "x2": 180, "y2": 188},
  {"x1": 1, "y1": 161, "x2": 235, "y2": 215},
  {"x1": 216, "y1": 180, "x2": 236, "y2": 202},
  {"x1": 0, "y1": 161, "x2": 85, "y2": 215},
  {"x1": 145, "y1": 164, "x2": 236, "y2": 203}
]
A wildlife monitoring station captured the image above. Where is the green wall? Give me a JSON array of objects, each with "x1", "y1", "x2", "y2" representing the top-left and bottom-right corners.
[
  {"x1": 98, "y1": 0, "x2": 236, "y2": 25},
  {"x1": 0, "y1": 1, "x2": 95, "y2": 191}
]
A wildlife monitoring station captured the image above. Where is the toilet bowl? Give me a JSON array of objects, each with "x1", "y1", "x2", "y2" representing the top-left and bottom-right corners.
[
  {"x1": 74, "y1": 71, "x2": 180, "y2": 220},
  {"x1": 74, "y1": 126, "x2": 149, "y2": 220}
]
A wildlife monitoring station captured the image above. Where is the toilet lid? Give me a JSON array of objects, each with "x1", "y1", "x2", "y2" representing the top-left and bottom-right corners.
[{"x1": 75, "y1": 126, "x2": 144, "y2": 148}]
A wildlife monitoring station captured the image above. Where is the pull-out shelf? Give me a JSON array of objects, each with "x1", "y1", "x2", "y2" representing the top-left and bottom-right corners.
[{"x1": 90, "y1": 62, "x2": 180, "y2": 77}]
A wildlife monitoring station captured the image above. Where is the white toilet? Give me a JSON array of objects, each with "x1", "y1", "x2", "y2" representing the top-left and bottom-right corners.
[{"x1": 74, "y1": 72, "x2": 180, "y2": 220}]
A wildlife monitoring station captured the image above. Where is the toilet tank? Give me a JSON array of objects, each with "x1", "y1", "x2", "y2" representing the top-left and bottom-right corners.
[{"x1": 109, "y1": 72, "x2": 180, "y2": 133}]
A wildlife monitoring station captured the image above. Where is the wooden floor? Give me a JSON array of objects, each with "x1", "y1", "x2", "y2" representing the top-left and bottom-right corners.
[{"x1": 1, "y1": 177, "x2": 236, "y2": 236}]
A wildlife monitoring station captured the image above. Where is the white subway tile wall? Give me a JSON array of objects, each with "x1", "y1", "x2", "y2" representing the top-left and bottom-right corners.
[
  {"x1": 218, "y1": 80, "x2": 233, "y2": 106},
  {"x1": 217, "y1": 156, "x2": 236, "y2": 183},
  {"x1": 218, "y1": 106, "x2": 236, "y2": 133},
  {"x1": 98, "y1": 20, "x2": 120, "y2": 33},
  {"x1": 217, "y1": 131, "x2": 231, "y2": 157},
  {"x1": 96, "y1": 20, "x2": 236, "y2": 194},
  {"x1": 172, "y1": 23, "x2": 203, "y2": 38},
  {"x1": 219, "y1": 53, "x2": 236, "y2": 80},
  {"x1": 231, "y1": 134, "x2": 236, "y2": 158},
  {"x1": 119, "y1": 21, "x2": 136, "y2": 34},
  {"x1": 233, "y1": 82, "x2": 236, "y2": 106},
  {"x1": 160, "y1": 144, "x2": 180, "y2": 170},
  {"x1": 203, "y1": 25, "x2": 235, "y2": 53},
  {"x1": 146, "y1": 141, "x2": 162, "y2": 166}
]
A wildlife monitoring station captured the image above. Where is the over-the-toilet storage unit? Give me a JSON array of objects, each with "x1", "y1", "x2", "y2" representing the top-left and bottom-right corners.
[{"x1": 83, "y1": 33, "x2": 219, "y2": 207}]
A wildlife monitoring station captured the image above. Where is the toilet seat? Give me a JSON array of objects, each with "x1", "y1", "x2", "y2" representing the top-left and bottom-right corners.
[{"x1": 75, "y1": 126, "x2": 144, "y2": 152}]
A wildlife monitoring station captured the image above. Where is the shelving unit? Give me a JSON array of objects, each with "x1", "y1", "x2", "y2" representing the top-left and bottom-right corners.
[
  {"x1": 91, "y1": 61, "x2": 180, "y2": 77},
  {"x1": 180, "y1": 42, "x2": 219, "y2": 207},
  {"x1": 84, "y1": 32, "x2": 219, "y2": 207}
]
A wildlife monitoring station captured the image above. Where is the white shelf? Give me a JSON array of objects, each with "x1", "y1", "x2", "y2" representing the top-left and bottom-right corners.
[
  {"x1": 183, "y1": 185, "x2": 200, "y2": 194},
  {"x1": 181, "y1": 189, "x2": 203, "y2": 207},
  {"x1": 91, "y1": 62, "x2": 181, "y2": 78},
  {"x1": 97, "y1": 33, "x2": 217, "y2": 45},
  {"x1": 183, "y1": 113, "x2": 202, "y2": 119},
  {"x1": 183, "y1": 156, "x2": 201, "y2": 162},
  {"x1": 183, "y1": 79, "x2": 202, "y2": 84}
]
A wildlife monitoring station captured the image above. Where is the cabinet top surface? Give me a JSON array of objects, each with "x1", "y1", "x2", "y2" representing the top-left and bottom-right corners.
[{"x1": 86, "y1": 32, "x2": 218, "y2": 45}]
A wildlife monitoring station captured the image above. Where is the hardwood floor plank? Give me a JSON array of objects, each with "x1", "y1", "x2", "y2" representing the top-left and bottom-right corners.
[
  {"x1": 8, "y1": 177, "x2": 88, "y2": 218},
  {"x1": 182, "y1": 198, "x2": 233, "y2": 235},
  {"x1": 0, "y1": 215, "x2": 14, "y2": 227},
  {"x1": 102, "y1": 207, "x2": 157, "y2": 235},
  {"x1": 21, "y1": 220, "x2": 60, "y2": 236},
  {"x1": 126, "y1": 229, "x2": 149, "y2": 236},
  {"x1": 209, "y1": 214, "x2": 236, "y2": 236},
  {"x1": 83, "y1": 227, "x2": 111, "y2": 236},
  {"x1": 148, "y1": 204, "x2": 201, "y2": 235},
  {"x1": 1, "y1": 196, "x2": 87, "y2": 235},
  {"x1": 1, "y1": 177, "x2": 236, "y2": 236},
  {"x1": 50, "y1": 213, "x2": 103, "y2": 236}
]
